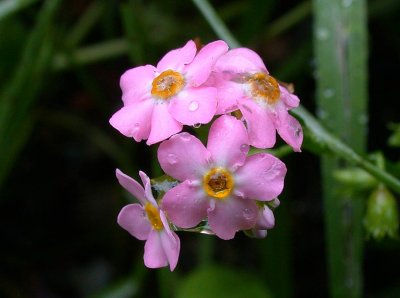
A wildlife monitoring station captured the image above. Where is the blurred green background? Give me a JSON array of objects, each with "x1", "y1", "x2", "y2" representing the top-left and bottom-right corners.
[{"x1": 0, "y1": 0, "x2": 399, "y2": 297}]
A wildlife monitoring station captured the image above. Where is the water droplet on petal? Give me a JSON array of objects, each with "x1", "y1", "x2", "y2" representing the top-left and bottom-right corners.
[
  {"x1": 240, "y1": 144, "x2": 249, "y2": 153},
  {"x1": 188, "y1": 101, "x2": 199, "y2": 111},
  {"x1": 167, "y1": 153, "x2": 178, "y2": 165},
  {"x1": 193, "y1": 123, "x2": 201, "y2": 128}
]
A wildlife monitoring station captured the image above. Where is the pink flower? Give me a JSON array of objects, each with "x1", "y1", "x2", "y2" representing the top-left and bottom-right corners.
[
  {"x1": 249, "y1": 199, "x2": 280, "y2": 238},
  {"x1": 110, "y1": 40, "x2": 229, "y2": 145},
  {"x1": 158, "y1": 115, "x2": 287, "y2": 240},
  {"x1": 116, "y1": 169, "x2": 180, "y2": 271},
  {"x1": 212, "y1": 48, "x2": 303, "y2": 151}
]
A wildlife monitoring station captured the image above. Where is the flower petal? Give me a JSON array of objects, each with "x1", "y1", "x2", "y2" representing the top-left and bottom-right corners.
[
  {"x1": 235, "y1": 153, "x2": 287, "y2": 201},
  {"x1": 157, "y1": 40, "x2": 197, "y2": 72},
  {"x1": 214, "y1": 48, "x2": 267, "y2": 74},
  {"x1": 161, "y1": 181, "x2": 209, "y2": 228},
  {"x1": 206, "y1": 115, "x2": 249, "y2": 170},
  {"x1": 146, "y1": 103, "x2": 183, "y2": 145},
  {"x1": 207, "y1": 196, "x2": 258, "y2": 240},
  {"x1": 239, "y1": 99, "x2": 276, "y2": 149},
  {"x1": 139, "y1": 171, "x2": 158, "y2": 206},
  {"x1": 120, "y1": 65, "x2": 156, "y2": 104},
  {"x1": 168, "y1": 87, "x2": 217, "y2": 126},
  {"x1": 256, "y1": 205, "x2": 275, "y2": 229},
  {"x1": 280, "y1": 86, "x2": 299, "y2": 108},
  {"x1": 209, "y1": 74, "x2": 243, "y2": 114},
  {"x1": 117, "y1": 204, "x2": 151, "y2": 240},
  {"x1": 144, "y1": 230, "x2": 168, "y2": 269},
  {"x1": 116, "y1": 169, "x2": 146, "y2": 205},
  {"x1": 109, "y1": 100, "x2": 154, "y2": 142},
  {"x1": 158, "y1": 133, "x2": 211, "y2": 181},
  {"x1": 160, "y1": 212, "x2": 180, "y2": 271},
  {"x1": 275, "y1": 106, "x2": 303, "y2": 152},
  {"x1": 184, "y1": 40, "x2": 229, "y2": 87}
]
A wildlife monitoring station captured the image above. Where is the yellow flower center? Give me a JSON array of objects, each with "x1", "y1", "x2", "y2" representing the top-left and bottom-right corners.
[
  {"x1": 248, "y1": 72, "x2": 281, "y2": 105},
  {"x1": 144, "y1": 203, "x2": 163, "y2": 231},
  {"x1": 151, "y1": 69, "x2": 185, "y2": 99},
  {"x1": 203, "y1": 168, "x2": 234, "y2": 199}
]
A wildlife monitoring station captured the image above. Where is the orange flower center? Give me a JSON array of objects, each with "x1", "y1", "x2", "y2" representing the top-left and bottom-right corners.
[
  {"x1": 151, "y1": 69, "x2": 185, "y2": 99},
  {"x1": 203, "y1": 168, "x2": 234, "y2": 199},
  {"x1": 248, "y1": 72, "x2": 280, "y2": 105},
  {"x1": 144, "y1": 203, "x2": 163, "y2": 230}
]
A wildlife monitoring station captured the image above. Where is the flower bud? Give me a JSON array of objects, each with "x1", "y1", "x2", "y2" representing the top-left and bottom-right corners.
[{"x1": 364, "y1": 185, "x2": 399, "y2": 240}]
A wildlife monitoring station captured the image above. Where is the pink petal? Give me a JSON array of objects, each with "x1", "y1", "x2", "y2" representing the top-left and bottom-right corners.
[
  {"x1": 239, "y1": 99, "x2": 276, "y2": 149},
  {"x1": 158, "y1": 133, "x2": 211, "y2": 181},
  {"x1": 139, "y1": 171, "x2": 158, "y2": 206},
  {"x1": 109, "y1": 99, "x2": 154, "y2": 142},
  {"x1": 146, "y1": 103, "x2": 183, "y2": 145},
  {"x1": 120, "y1": 65, "x2": 156, "y2": 104},
  {"x1": 256, "y1": 205, "x2": 275, "y2": 229},
  {"x1": 279, "y1": 86, "x2": 299, "y2": 108},
  {"x1": 161, "y1": 181, "x2": 209, "y2": 228},
  {"x1": 206, "y1": 115, "x2": 249, "y2": 170},
  {"x1": 116, "y1": 169, "x2": 146, "y2": 205},
  {"x1": 275, "y1": 107, "x2": 303, "y2": 152},
  {"x1": 168, "y1": 87, "x2": 217, "y2": 126},
  {"x1": 159, "y1": 212, "x2": 181, "y2": 271},
  {"x1": 156, "y1": 40, "x2": 197, "y2": 72},
  {"x1": 235, "y1": 153, "x2": 287, "y2": 201},
  {"x1": 214, "y1": 48, "x2": 267, "y2": 74},
  {"x1": 144, "y1": 230, "x2": 168, "y2": 269},
  {"x1": 184, "y1": 40, "x2": 229, "y2": 87},
  {"x1": 117, "y1": 204, "x2": 151, "y2": 240},
  {"x1": 207, "y1": 196, "x2": 258, "y2": 240},
  {"x1": 211, "y1": 75, "x2": 242, "y2": 114}
]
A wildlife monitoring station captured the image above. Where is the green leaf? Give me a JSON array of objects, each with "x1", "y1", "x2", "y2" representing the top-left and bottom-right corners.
[{"x1": 177, "y1": 266, "x2": 273, "y2": 298}]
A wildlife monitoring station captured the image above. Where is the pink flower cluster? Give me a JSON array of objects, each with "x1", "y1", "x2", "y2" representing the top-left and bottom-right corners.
[{"x1": 110, "y1": 40, "x2": 303, "y2": 271}]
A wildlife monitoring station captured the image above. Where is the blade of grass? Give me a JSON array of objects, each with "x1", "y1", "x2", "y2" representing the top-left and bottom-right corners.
[
  {"x1": 313, "y1": 0, "x2": 368, "y2": 297},
  {"x1": 0, "y1": 0, "x2": 39, "y2": 21}
]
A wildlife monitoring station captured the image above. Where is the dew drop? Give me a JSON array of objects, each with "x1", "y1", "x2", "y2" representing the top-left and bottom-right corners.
[
  {"x1": 240, "y1": 144, "x2": 249, "y2": 153},
  {"x1": 167, "y1": 153, "x2": 178, "y2": 165},
  {"x1": 193, "y1": 123, "x2": 201, "y2": 128},
  {"x1": 188, "y1": 101, "x2": 199, "y2": 111}
]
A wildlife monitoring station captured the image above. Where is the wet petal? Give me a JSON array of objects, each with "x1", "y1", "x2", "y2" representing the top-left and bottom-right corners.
[
  {"x1": 239, "y1": 99, "x2": 276, "y2": 149},
  {"x1": 161, "y1": 181, "x2": 209, "y2": 228},
  {"x1": 214, "y1": 48, "x2": 267, "y2": 74},
  {"x1": 275, "y1": 106, "x2": 303, "y2": 152},
  {"x1": 207, "y1": 115, "x2": 249, "y2": 170},
  {"x1": 146, "y1": 103, "x2": 183, "y2": 145},
  {"x1": 235, "y1": 153, "x2": 287, "y2": 201},
  {"x1": 120, "y1": 65, "x2": 156, "y2": 104},
  {"x1": 210, "y1": 74, "x2": 243, "y2": 114},
  {"x1": 185, "y1": 40, "x2": 229, "y2": 87},
  {"x1": 157, "y1": 40, "x2": 197, "y2": 72},
  {"x1": 144, "y1": 230, "x2": 168, "y2": 269},
  {"x1": 169, "y1": 87, "x2": 217, "y2": 126},
  {"x1": 158, "y1": 133, "x2": 211, "y2": 181},
  {"x1": 109, "y1": 99, "x2": 154, "y2": 142},
  {"x1": 160, "y1": 212, "x2": 180, "y2": 271},
  {"x1": 279, "y1": 86, "x2": 299, "y2": 108},
  {"x1": 207, "y1": 196, "x2": 258, "y2": 240},
  {"x1": 117, "y1": 204, "x2": 151, "y2": 240},
  {"x1": 116, "y1": 169, "x2": 146, "y2": 205}
]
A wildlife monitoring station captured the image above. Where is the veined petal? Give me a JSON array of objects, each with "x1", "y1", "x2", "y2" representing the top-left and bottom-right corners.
[
  {"x1": 239, "y1": 99, "x2": 276, "y2": 149},
  {"x1": 161, "y1": 181, "x2": 208, "y2": 228},
  {"x1": 116, "y1": 169, "x2": 146, "y2": 205},
  {"x1": 109, "y1": 100, "x2": 154, "y2": 142},
  {"x1": 158, "y1": 133, "x2": 211, "y2": 181},
  {"x1": 146, "y1": 103, "x2": 183, "y2": 145},
  {"x1": 157, "y1": 40, "x2": 197, "y2": 72},
  {"x1": 117, "y1": 204, "x2": 151, "y2": 240},
  {"x1": 120, "y1": 65, "x2": 156, "y2": 104},
  {"x1": 275, "y1": 105, "x2": 303, "y2": 152},
  {"x1": 206, "y1": 115, "x2": 249, "y2": 170},
  {"x1": 235, "y1": 153, "x2": 287, "y2": 201},
  {"x1": 184, "y1": 40, "x2": 229, "y2": 87},
  {"x1": 144, "y1": 230, "x2": 168, "y2": 269},
  {"x1": 207, "y1": 196, "x2": 258, "y2": 240},
  {"x1": 214, "y1": 48, "x2": 267, "y2": 74},
  {"x1": 168, "y1": 87, "x2": 217, "y2": 126}
]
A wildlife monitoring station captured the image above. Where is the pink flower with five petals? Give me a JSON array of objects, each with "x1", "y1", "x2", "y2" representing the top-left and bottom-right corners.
[
  {"x1": 110, "y1": 40, "x2": 228, "y2": 145},
  {"x1": 158, "y1": 115, "x2": 287, "y2": 240},
  {"x1": 212, "y1": 48, "x2": 303, "y2": 151},
  {"x1": 116, "y1": 169, "x2": 180, "y2": 271}
]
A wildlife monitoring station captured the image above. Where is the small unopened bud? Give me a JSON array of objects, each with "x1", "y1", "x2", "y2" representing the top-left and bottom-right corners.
[{"x1": 364, "y1": 184, "x2": 399, "y2": 240}]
